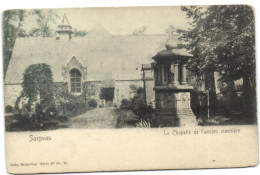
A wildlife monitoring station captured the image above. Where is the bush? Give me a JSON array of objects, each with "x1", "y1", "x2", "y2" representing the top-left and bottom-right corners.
[
  {"x1": 18, "y1": 63, "x2": 55, "y2": 110},
  {"x1": 5, "y1": 105, "x2": 13, "y2": 113},
  {"x1": 190, "y1": 90, "x2": 207, "y2": 118},
  {"x1": 131, "y1": 103, "x2": 154, "y2": 120},
  {"x1": 121, "y1": 98, "x2": 131, "y2": 107},
  {"x1": 136, "y1": 119, "x2": 151, "y2": 128},
  {"x1": 123, "y1": 85, "x2": 160, "y2": 127},
  {"x1": 88, "y1": 99, "x2": 97, "y2": 107},
  {"x1": 56, "y1": 90, "x2": 88, "y2": 118},
  {"x1": 51, "y1": 82, "x2": 88, "y2": 117},
  {"x1": 115, "y1": 109, "x2": 138, "y2": 128},
  {"x1": 16, "y1": 63, "x2": 56, "y2": 122},
  {"x1": 35, "y1": 104, "x2": 58, "y2": 121},
  {"x1": 131, "y1": 104, "x2": 160, "y2": 127},
  {"x1": 128, "y1": 87, "x2": 154, "y2": 119}
]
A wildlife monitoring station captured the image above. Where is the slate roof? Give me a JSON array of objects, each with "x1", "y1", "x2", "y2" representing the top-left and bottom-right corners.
[
  {"x1": 152, "y1": 48, "x2": 192, "y2": 61},
  {"x1": 60, "y1": 14, "x2": 71, "y2": 26},
  {"x1": 5, "y1": 32, "x2": 168, "y2": 84}
]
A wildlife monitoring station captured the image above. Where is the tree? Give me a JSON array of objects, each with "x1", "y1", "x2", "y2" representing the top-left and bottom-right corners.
[
  {"x1": 17, "y1": 64, "x2": 55, "y2": 115},
  {"x1": 73, "y1": 29, "x2": 87, "y2": 37},
  {"x1": 29, "y1": 10, "x2": 58, "y2": 37},
  {"x1": 3, "y1": 9, "x2": 59, "y2": 78},
  {"x1": 3, "y1": 10, "x2": 26, "y2": 78},
  {"x1": 180, "y1": 5, "x2": 256, "y2": 121},
  {"x1": 132, "y1": 26, "x2": 148, "y2": 35}
]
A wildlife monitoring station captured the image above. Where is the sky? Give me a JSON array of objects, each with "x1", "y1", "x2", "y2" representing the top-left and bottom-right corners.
[{"x1": 23, "y1": 6, "x2": 194, "y2": 35}]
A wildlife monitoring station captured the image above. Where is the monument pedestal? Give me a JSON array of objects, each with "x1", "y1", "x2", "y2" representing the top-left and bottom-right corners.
[{"x1": 154, "y1": 86, "x2": 197, "y2": 127}]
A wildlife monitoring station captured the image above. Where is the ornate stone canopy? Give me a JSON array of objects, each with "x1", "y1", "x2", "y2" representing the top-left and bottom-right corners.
[{"x1": 152, "y1": 33, "x2": 192, "y2": 87}]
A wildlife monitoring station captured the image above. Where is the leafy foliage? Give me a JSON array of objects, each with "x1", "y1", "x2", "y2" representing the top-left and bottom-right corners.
[
  {"x1": 120, "y1": 98, "x2": 131, "y2": 107},
  {"x1": 3, "y1": 10, "x2": 26, "y2": 77},
  {"x1": 88, "y1": 99, "x2": 97, "y2": 107},
  {"x1": 136, "y1": 119, "x2": 151, "y2": 128},
  {"x1": 132, "y1": 26, "x2": 148, "y2": 35},
  {"x1": 180, "y1": 5, "x2": 254, "y2": 80},
  {"x1": 115, "y1": 109, "x2": 138, "y2": 128},
  {"x1": 73, "y1": 29, "x2": 88, "y2": 37},
  {"x1": 19, "y1": 63, "x2": 55, "y2": 112},
  {"x1": 3, "y1": 9, "x2": 59, "y2": 77},
  {"x1": 29, "y1": 10, "x2": 58, "y2": 37},
  {"x1": 180, "y1": 5, "x2": 256, "y2": 122},
  {"x1": 120, "y1": 85, "x2": 160, "y2": 127},
  {"x1": 180, "y1": 5, "x2": 255, "y2": 82},
  {"x1": 5, "y1": 105, "x2": 14, "y2": 113},
  {"x1": 53, "y1": 82, "x2": 88, "y2": 117}
]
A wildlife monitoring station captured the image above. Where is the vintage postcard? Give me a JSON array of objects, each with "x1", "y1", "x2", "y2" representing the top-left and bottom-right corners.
[{"x1": 3, "y1": 5, "x2": 258, "y2": 174}]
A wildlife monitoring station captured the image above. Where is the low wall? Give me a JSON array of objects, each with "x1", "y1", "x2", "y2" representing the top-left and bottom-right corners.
[{"x1": 4, "y1": 79, "x2": 145, "y2": 111}]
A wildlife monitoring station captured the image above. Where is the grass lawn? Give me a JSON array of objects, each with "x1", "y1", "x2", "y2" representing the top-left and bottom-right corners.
[
  {"x1": 5, "y1": 113, "x2": 70, "y2": 132},
  {"x1": 115, "y1": 109, "x2": 139, "y2": 128}
]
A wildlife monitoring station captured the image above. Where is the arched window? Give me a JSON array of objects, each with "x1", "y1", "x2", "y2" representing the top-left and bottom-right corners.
[{"x1": 70, "y1": 69, "x2": 82, "y2": 93}]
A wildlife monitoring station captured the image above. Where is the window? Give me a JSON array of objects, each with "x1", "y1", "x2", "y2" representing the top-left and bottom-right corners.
[{"x1": 70, "y1": 69, "x2": 82, "y2": 93}]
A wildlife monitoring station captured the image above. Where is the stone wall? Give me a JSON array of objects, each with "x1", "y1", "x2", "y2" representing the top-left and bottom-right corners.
[
  {"x1": 4, "y1": 79, "x2": 144, "y2": 112},
  {"x1": 4, "y1": 84, "x2": 23, "y2": 109},
  {"x1": 84, "y1": 81, "x2": 102, "y2": 104},
  {"x1": 82, "y1": 80, "x2": 144, "y2": 107},
  {"x1": 114, "y1": 80, "x2": 143, "y2": 107}
]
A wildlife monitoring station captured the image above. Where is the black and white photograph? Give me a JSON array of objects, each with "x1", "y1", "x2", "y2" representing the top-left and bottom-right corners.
[
  {"x1": 4, "y1": 6, "x2": 256, "y2": 130},
  {"x1": 1, "y1": 3, "x2": 259, "y2": 174}
]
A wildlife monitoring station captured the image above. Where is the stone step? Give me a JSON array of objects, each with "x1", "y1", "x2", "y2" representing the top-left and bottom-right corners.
[
  {"x1": 177, "y1": 109, "x2": 194, "y2": 113},
  {"x1": 155, "y1": 113, "x2": 198, "y2": 127},
  {"x1": 178, "y1": 113, "x2": 194, "y2": 115},
  {"x1": 156, "y1": 108, "x2": 197, "y2": 120},
  {"x1": 156, "y1": 111, "x2": 195, "y2": 116},
  {"x1": 156, "y1": 111, "x2": 194, "y2": 114}
]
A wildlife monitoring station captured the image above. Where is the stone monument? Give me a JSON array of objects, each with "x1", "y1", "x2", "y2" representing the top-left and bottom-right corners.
[{"x1": 152, "y1": 31, "x2": 197, "y2": 127}]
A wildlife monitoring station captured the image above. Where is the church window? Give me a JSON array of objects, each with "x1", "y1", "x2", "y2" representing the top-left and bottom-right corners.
[{"x1": 70, "y1": 69, "x2": 82, "y2": 93}]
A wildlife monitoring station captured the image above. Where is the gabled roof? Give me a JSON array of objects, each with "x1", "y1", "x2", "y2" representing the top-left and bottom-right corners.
[
  {"x1": 87, "y1": 24, "x2": 111, "y2": 39},
  {"x1": 5, "y1": 34, "x2": 168, "y2": 84}
]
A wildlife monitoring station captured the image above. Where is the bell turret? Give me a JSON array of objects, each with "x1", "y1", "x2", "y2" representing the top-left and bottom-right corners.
[{"x1": 56, "y1": 14, "x2": 73, "y2": 41}]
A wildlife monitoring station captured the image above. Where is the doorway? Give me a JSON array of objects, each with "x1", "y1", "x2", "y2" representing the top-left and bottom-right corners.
[{"x1": 99, "y1": 87, "x2": 115, "y2": 107}]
